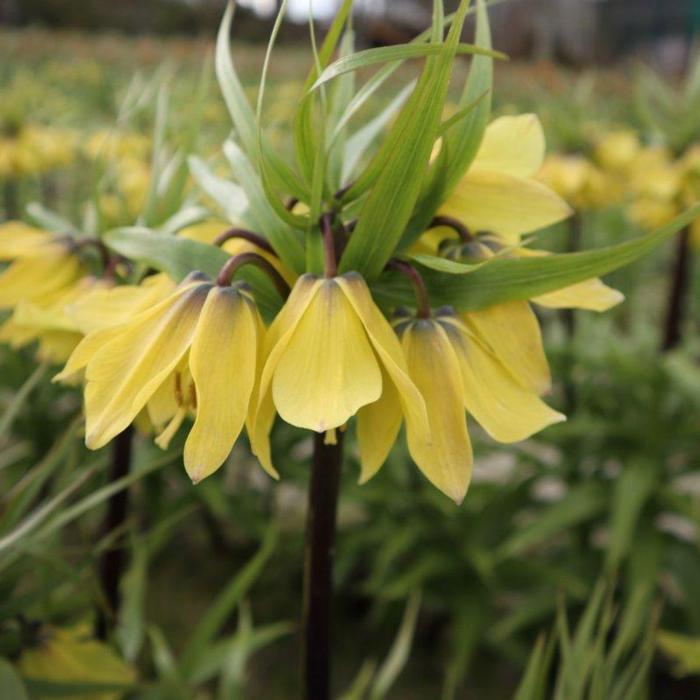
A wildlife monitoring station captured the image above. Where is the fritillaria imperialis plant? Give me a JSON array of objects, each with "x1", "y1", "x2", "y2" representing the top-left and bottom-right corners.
[{"x1": 1, "y1": 1, "x2": 699, "y2": 697}]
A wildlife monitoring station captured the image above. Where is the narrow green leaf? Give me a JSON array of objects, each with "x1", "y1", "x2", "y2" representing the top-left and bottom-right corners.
[
  {"x1": 0, "y1": 363, "x2": 47, "y2": 442},
  {"x1": 188, "y1": 155, "x2": 248, "y2": 223},
  {"x1": 223, "y1": 140, "x2": 306, "y2": 274},
  {"x1": 378, "y1": 204, "x2": 700, "y2": 311},
  {"x1": 104, "y1": 227, "x2": 229, "y2": 281},
  {"x1": 339, "y1": 1, "x2": 472, "y2": 280},
  {"x1": 370, "y1": 592, "x2": 422, "y2": 699},
  {"x1": 103, "y1": 227, "x2": 284, "y2": 319},
  {"x1": 310, "y1": 42, "x2": 504, "y2": 92},
  {"x1": 0, "y1": 658, "x2": 29, "y2": 700},
  {"x1": 215, "y1": 2, "x2": 307, "y2": 200},
  {"x1": 180, "y1": 525, "x2": 277, "y2": 675}
]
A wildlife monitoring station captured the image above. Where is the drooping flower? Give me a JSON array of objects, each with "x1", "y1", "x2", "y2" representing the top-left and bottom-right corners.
[
  {"x1": 56, "y1": 272, "x2": 264, "y2": 483},
  {"x1": 249, "y1": 272, "x2": 431, "y2": 477},
  {"x1": 0, "y1": 222, "x2": 86, "y2": 310},
  {"x1": 357, "y1": 312, "x2": 565, "y2": 504}
]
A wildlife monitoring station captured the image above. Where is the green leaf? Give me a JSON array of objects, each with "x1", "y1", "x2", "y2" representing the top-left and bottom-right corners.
[
  {"x1": 180, "y1": 525, "x2": 277, "y2": 677},
  {"x1": 0, "y1": 363, "x2": 47, "y2": 442},
  {"x1": 215, "y1": 2, "x2": 306, "y2": 200},
  {"x1": 0, "y1": 659, "x2": 29, "y2": 700},
  {"x1": 605, "y1": 463, "x2": 656, "y2": 570},
  {"x1": 104, "y1": 227, "x2": 229, "y2": 281},
  {"x1": 513, "y1": 635, "x2": 552, "y2": 700},
  {"x1": 376, "y1": 204, "x2": 700, "y2": 311},
  {"x1": 310, "y1": 42, "x2": 505, "y2": 92},
  {"x1": 339, "y1": 1, "x2": 472, "y2": 280},
  {"x1": 22, "y1": 679, "x2": 134, "y2": 697},
  {"x1": 187, "y1": 155, "x2": 249, "y2": 223},
  {"x1": 223, "y1": 140, "x2": 305, "y2": 274},
  {"x1": 341, "y1": 81, "x2": 414, "y2": 183},
  {"x1": 496, "y1": 483, "x2": 608, "y2": 560},
  {"x1": 370, "y1": 592, "x2": 422, "y2": 700},
  {"x1": 103, "y1": 227, "x2": 284, "y2": 319}
]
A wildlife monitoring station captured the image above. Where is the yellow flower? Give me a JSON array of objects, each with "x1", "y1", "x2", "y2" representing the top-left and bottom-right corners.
[
  {"x1": 435, "y1": 114, "x2": 572, "y2": 245},
  {"x1": 56, "y1": 273, "x2": 263, "y2": 483},
  {"x1": 0, "y1": 276, "x2": 112, "y2": 364},
  {"x1": 0, "y1": 222, "x2": 85, "y2": 310},
  {"x1": 537, "y1": 153, "x2": 618, "y2": 210},
  {"x1": 18, "y1": 624, "x2": 135, "y2": 700},
  {"x1": 594, "y1": 129, "x2": 641, "y2": 172},
  {"x1": 249, "y1": 272, "x2": 431, "y2": 477},
  {"x1": 358, "y1": 312, "x2": 565, "y2": 503}
]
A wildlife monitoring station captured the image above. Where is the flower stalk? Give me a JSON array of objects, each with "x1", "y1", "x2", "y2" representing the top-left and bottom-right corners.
[
  {"x1": 661, "y1": 227, "x2": 692, "y2": 352},
  {"x1": 95, "y1": 425, "x2": 133, "y2": 639},
  {"x1": 216, "y1": 251, "x2": 290, "y2": 298},
  {"x1": 213, "y1": 227, "x2": 275, "y2": 254},
  {"x1": 387, "y1": 259, "x2": 431, "y2": 318},
  {"x1": 302, "y1": 430, "x2": 344, "y2": 700}
]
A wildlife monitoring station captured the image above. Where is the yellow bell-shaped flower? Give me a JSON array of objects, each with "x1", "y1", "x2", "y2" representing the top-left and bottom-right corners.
[
  {"x1": 250, "y1": 272, "x2": 431, "y2": 476},
  {"x1": 56, "y1": 273, "x2": 264, "y2": 483},
  {"x1": 359, "y1": 312, "x2": 566, "y2": 504}
]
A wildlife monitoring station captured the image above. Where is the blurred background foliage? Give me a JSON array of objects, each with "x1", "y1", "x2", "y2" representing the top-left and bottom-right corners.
[{"x1": 1, "y1": 1, "x2": 700, "y2": 698}]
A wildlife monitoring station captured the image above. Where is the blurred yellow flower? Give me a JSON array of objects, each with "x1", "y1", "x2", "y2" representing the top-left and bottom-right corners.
[{"x1": 17, "y1": 625, "x2": 135, "y2": 700}]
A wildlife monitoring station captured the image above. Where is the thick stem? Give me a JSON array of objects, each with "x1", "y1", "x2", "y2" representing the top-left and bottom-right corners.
[
  {"x1": 96, "y1": 426, "x2": 133, "y2": 639},
  {"x1": 302, "y1": 431, "x2": 344, "y2": 700},
  {"x1": 661, "y1": 227, "x2": 692, "y2": 352}
]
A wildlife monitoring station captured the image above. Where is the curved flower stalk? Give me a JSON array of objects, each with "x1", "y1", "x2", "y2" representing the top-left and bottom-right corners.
[{"x1": 56, "y1": 272, "x2": 264, "y2": 484}]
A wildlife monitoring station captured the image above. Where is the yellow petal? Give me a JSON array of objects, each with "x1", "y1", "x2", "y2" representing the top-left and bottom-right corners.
[
  {"x1": 250, "y1": 276, "x2": 322, "y2": 476},
  {"x1": 356, "y1": 366, "x2": 403, "y2": 484},
  {"x1": 443, "y1": 319, "x2": 565, "y2": 443},
  {"x1": 155, "y1": 407, "x2": 187, "y2": 450},
  {"x1": 84, "y1": 282, "x2": 209, "y2": 449},
  {"x1": 514, "y1": 247, "x2": 625, "y2": 311},
  {"x1": 272, "y1": 278, "x2": 382, "y2": 431},
  {"x1": 67, "y1": 274, "x2": 175, "y2": 333},
  {"x1": 184, "y1": 287, "x2": 259, "y2": 483},
  {"x1": 402, "y1": 320, "x2": 472, "y2": 504},
  {"x1": 440, "y1": 170, "x2": 572, "y2": 243},
  {"x1": 462, "y1": 301, "x2": 551, "y2": 394},
  {"x1": 0, "y1": 252, "x2": 83, "y2": 309},
  {"x1": 473, "y1": 114, "x2": 546, "y2": 177},
  {"x1": 0, "y1": 221, "x2": 53, "y2": 259},
  {"x1": 336, "y1": 272, "x2": 431, "y2": 451}
]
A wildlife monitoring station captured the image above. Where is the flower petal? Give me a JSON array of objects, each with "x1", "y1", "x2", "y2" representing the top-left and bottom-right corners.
[
  {"x1": 184, "y1": 288, "x2": 259, "y2": 483},
  {"x1": 513, "y1": 247, "x2": 625, "y2": 311},
  {"x1": 440, "y1": 170, "x2": 572, "y2": 242},
  {"x1": 272, "y1": 278, "x2": 382, "y2": 431},
  {"x1": 84, "y1": 283, "x2": 209, "y2": 449},
  {"x1": 336, "y1": 273, "x2": 432, "y2": 452},
  {"x1": 443, "y1": 319, "x2": 565, "y2": 443},
  {"x1": 402, "y1": 321, "x2": 472, "y2": 504},
  {"x1": 356, "y1": 366, "x2": 403, "y2": 484},
  {"x1": 473, "y1": 114, "x2": 546, "y2": 177},
  {"x1": 462, "y1": 301, "x2": 551, "y2": 394},
  {"x1": 0, "y1": 222, "x2": 53, "y2": 259},
  {"x1": 0, "y1": 252, "x2": 83, "y2": 309}
]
